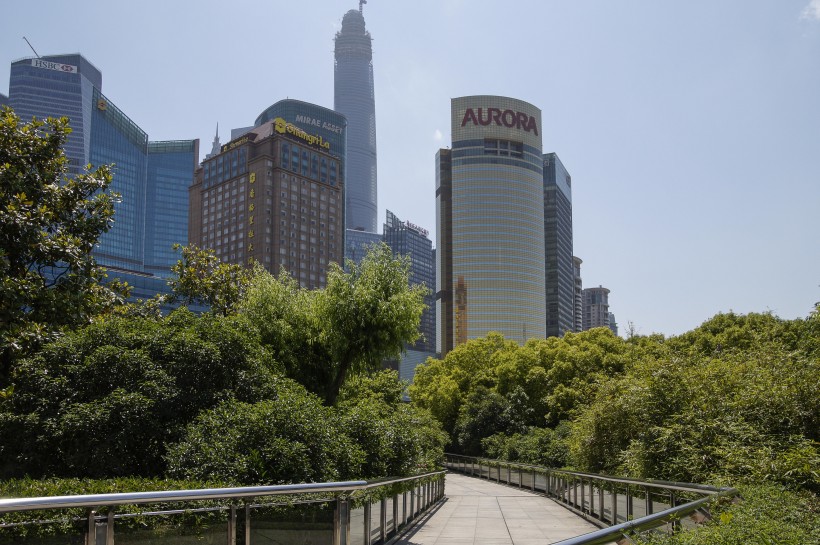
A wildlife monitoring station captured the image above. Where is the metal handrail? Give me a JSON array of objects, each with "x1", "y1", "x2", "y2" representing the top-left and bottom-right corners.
[
  {"x1": 552, "y1": 487, "x2": 739, "y2": 545},
  {"x1": 447, "y1": 455, "x2": 723, "y2": 494},
  {"x1": 0, "y1": 481, "x2": 366, "y2": 513},
  {"x1": 444, "y1": 454, "x2": 739, "y2": 544},
  {"x1": 0, "y1": 471, "x2": 446, "y2": 514}
]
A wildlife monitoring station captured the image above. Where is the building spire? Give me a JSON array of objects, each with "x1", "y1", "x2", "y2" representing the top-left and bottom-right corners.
[
  {"x1": 359, "y1": 0, "x2": 366, "y2": 13},
  {"x1": 206, "y1": 123, "x2": 221, "y2": 159}
]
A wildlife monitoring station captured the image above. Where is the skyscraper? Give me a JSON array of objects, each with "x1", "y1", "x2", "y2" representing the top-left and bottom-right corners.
[
  {"x1": 582, "y1": 286, "x2": 611, "y2": 331},
  {"x1": 335, "y1": 2, "x2": 378, "y2": 233},
  {"x1": 383, "y1": 210, "x2": 436, "y2": 383},
  {"x1": 573, "y1": 256, "x2": 583, "y2": 333},
  {"x1": 437, "y1": 96, "x2": 546, "y2": 356},
  {"x1": 7, "y1": 54, "x2": 197, "y2": 301},
  {"x1": 189, "y1": 112, "x2": 345, "y2": 289},
  {"x1": 543, "y1": 152, "x2": 575, "y2": 337}
]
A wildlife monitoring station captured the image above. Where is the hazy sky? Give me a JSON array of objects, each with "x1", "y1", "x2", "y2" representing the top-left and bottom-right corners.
[{"x1": 2, "y1": 0, "x2": 819, "y2": 337}]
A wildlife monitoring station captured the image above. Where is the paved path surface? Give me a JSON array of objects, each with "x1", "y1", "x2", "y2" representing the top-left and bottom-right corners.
[{"x1": 394, "y1": 473, "x2": 600, "y2": 545}]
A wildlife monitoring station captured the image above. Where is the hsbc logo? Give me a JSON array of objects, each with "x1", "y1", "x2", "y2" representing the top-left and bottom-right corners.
[
  {"x1": 461, "y1": 107, "x2": 538, "y2": 136},
  {"x1": 31, "y1": 59, "x2": 77, "y2": 74}
]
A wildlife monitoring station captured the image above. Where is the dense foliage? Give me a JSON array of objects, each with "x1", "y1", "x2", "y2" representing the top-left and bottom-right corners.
[
  {"x1": 409, "y1": 327, "x2": 634, "y2": 456},
  {"x1": 0, "y1": 109, "x2": 125, "y2": 383},
  {"x1": 568, "y1": 310, "x2": 819, "y2": 491},
  {"x1": 0, "y1": 309, "x2": 280, "y2": 478}
]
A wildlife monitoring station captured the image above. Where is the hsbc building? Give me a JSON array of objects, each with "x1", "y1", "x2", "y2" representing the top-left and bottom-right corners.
[{"x1": 436, "y1": 96, "x2": 547, "y2": 355}]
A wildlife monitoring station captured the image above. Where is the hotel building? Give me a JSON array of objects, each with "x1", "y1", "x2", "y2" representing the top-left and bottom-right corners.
[{"x1": 189, "y1": 110, "x2": 344, "y2": 288}]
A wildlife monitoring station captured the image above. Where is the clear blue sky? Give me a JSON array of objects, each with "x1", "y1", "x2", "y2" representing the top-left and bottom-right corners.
[{"x1": 2, "y1": 0, "x2": 819, "y2": 337}]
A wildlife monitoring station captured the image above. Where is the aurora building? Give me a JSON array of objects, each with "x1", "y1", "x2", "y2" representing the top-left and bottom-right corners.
[
  {"x1": 437, "y1": 96, "x2": 547, "y2": 355},
  {"x1": 335, "y1": 4, "x2": 378, "y2": 233},
  {"x1": 189, "y1": 108, "x2": 344, "y2": 289}
]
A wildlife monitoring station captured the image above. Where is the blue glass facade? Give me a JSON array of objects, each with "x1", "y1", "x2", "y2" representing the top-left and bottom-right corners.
[
  {"x1": 344, "y1": 228, "x2": 382, "y2": 267},
  {"x1": 7, "y1": 54, "x2": 197, "y2": 303},
  {"x1": 543, "y1": 152, "x2": 575, "y2": 337},
  {"x1": 91, "y1": 87, "x2": 148, "y2": 271},
  {"x1": 335, "y1": 8, "x2": 378, "y2": 233},
  {"x1": 146, "y1": 140, "x2": 199, "y2": 277}
]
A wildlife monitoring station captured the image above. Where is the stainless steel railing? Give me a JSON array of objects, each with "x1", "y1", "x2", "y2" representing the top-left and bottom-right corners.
[
  {"x1": 0, "y1": 471, "x2": 446, "y2": 545},
  {"x1": 444, "y1": 454, "x2": 739, "y2": 544}
]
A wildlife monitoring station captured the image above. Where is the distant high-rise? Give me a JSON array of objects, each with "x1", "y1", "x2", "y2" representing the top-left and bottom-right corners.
[
  {"x1": 345, "y1": 228, "x2": 382, "y2": 266},
  {"x1": 383, "y1": 210, "x2": 436, "y2": 384},
  {"x1": 543, "y1": 152, "x2": 574, "y2": 337},
  {"x1": 0, "y1": 92, "x2": 9, "y2": 108},
  {"x1": 7, "y1": 54, "x2": 197, "y2": 301},
  {"x1": 335, "y1": 2, "x2": 377, "y2": 233},
  {"x1": 608, "y1": 312, "x2": 618, "y2": 336},
  {"x1": 573, "y1": 256, "x2": 583, "y2": 332},
  {"x1": 582, "y1": 286, "x2": 611, "y2": 331},
  {"x1": 437, "y1": 96, "x2": 546, "y2": 356}
]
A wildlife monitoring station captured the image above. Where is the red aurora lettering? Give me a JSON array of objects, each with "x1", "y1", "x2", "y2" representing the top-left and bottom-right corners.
[{"x1": 460, "y1": 108, "x2": 539, "y2": 136}]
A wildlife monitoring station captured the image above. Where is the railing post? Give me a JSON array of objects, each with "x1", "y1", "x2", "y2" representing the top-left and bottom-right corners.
[
  {"x1": 106, "y1": 510, "x2": 114, "y2": 545},
  {"x1": 245, "y1": 504, "x2": 252, "y2": 545},
  {"x1": 380, "y1": 497, "x2": 387, "y2": 544},
  {"x1": 364, "y1": 502, "x2": 372, "y2": 545},
  {"x1": 333, "y1": 499, "x2": 343, "y2": 545},
  {"x1": 409, "y1": 487, "x2": 415, "y2": 521},
  {"x1": 670, "y1": 491, "x2": 680, "y2": 532},
  {"x1": 572, "y1": 477, "x2": 578, "y2": 509},
  {"x1": 611, "y1": 485, "x2": 618, "y2": 524},
  {"x1": 227, "y1": 505, "x2": 236, "y2": 545},
  {"x1": 645, "y1": 486, "x2": 653, "y2": 515},
  {"x1": 85, "y1": 510, "x2": 96, "y2": 545},
  {"x1": 626, "y1": 486, "x2": 634, "y2": 520},
  {"x1": 393, "y1": 494, "x2": 399, "y2": 534}
]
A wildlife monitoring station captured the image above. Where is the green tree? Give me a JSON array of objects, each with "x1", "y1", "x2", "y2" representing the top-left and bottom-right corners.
[
  {"x1": 0, "y1": 308, "x2": 280, "y2": 478},
  {"x1": 0, "y1": 109, "x2": 125, "y2": 382},
  {"x1": 241, "y1": 243, "x2": 427, "y2": 405},
  {"x1": 166, "y1": 243, "x2": 253, "y2": 315}
]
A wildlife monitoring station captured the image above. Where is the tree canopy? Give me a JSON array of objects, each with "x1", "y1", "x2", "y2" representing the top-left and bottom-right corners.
[
  {"x1": 241, "y1": 243, "x2": 428, "y2": 405},
  {"x1": 0, "y1": 109, "x2": 125, "y2": 383}
]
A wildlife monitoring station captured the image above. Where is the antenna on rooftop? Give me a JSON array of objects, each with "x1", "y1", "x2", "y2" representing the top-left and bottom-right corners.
[
  {"x1": 359, "y1": 0, "x2": 367, "y2": 13},
  {"x1": 23, "y1": 37, "x2": 41, "y2": 59}
]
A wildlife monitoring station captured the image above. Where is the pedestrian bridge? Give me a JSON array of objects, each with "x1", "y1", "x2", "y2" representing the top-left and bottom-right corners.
[{"x1": 0, "y1": 455, "x2": 737, "y2": 545}]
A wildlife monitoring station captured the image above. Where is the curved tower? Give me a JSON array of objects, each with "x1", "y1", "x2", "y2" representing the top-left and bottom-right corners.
[
  {"x1": 334, "y1": 4, "x2": 377, "y2": 233},
  {"x1": 437, "y1": 96, "x2": 546, "y2": 355}
]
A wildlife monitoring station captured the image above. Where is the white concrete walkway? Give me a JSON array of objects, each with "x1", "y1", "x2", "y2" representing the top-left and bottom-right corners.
[{"x1": 393, "y1": 473, "x2": 601, "y2": 545}]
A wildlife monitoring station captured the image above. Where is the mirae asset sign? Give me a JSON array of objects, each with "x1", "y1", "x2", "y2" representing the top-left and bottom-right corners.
[
  {"x1": 460, "y1": 107, "x2": 539, "y2": 136},
  {"x1": 31, "y1": 59, "x2": 78, "y2": 73}
]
